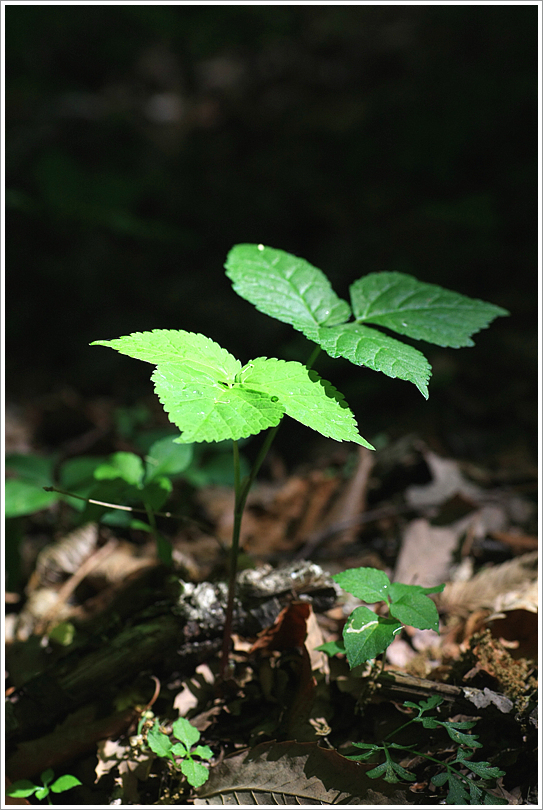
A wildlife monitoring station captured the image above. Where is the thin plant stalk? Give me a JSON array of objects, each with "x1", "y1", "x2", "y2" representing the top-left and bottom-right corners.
[
  {"x1": 219, "y1": 426, "x2": 279, "y2": 679},
  {"x1": 219, "y1": 346, "x2": 321, "y2": 679},
  {"x1": 144, "y1": 500, "x2": 172, "y2": 566}
]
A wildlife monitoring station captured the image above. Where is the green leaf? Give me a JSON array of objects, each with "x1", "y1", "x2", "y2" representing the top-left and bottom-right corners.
[
  {"x1": 387, "y1": 761, "x2": 417, "y2": 783},
  {"x1": 94, "y1": 452, "x2": 144, "y2": 487},
  {"x1": 404, "y1": 695, "x2": 443, "y2": 714},
  {"x1": 420, "y1": 716, "x2": 441, "y2": 729},
  {"x1": 5, "y1": 454, "x2": 55, "y2": 486},
  {"x1": 145, "y1": 436, "x2": 193, "y2": 482},
  {"x1": 181, "y1": 758, "x2": 210, "y2": 788},
  {"x1": 304, "y1": 323, "x2": 431, "y2": 398},
  {"x1": 446, "y1": 726, "x2": 482, "y2": 747},
  {"x1": 388, "y1": 583, "x2": 443, "y2": 631},
  {"x1": 343, "y1": 606, "x2": 402, "y2": 667},
  {"x1": 350, "y1": 272, "x2": 509, "y2": 349},
  {"x1": 431, "y1": 771, "x2": 451, "y2": 788},
  {"x1": 225, "y1": 243, "x2": 351, "y2": 331},
  {"x1": 59, "y1": 456, "x2": 107, "y2": 492},
  {"x1": 48, "y1": 621, "x2": 76, "y2": 646},
  {"x1": 193, "y1": 745, "x2": 214, "y2": 761},
  {"x1": 6, "y1": 780, "x2": 39, "y2": 798},
  {"x1": 344, "y1": 743, "x2": 380, "y2": 762},
  {"x1": 445, "y1": 773, "x2": 470, "y2": 804},
  {"x1": 140, "y1": 477, "x2": 172, "y2": 511},
  {"x1": 333, "y1": 567, "x2": 392, "y2": 603},
  {"x1": 51, "y1": 775, "x2": 82, "y2": 793},
  {"x1": 464, "y1": 759, "x2": 504, "y2": 779},
  {"x1": 447, "y1": 720, "x2": 478, "y2": 731},
  {"x1": 147, "y1": 720, "x2": 173, "y2": 758},
  {"x1": 153, "y1": 363, "x2": 284, "y2": 443},
  {"x1": 366, "y1": 750, "x2": 416, "y2": 784},
  {"x1": 4, "y1": 479, "x2": 58, "y2": 518},
  {"x1": 365, "y1": 760, "x2": 395, "y2": 782},
  {"x1": 172, "y1": 717, "x2": 201, "y2": 749},
  {"x1": 171, "y1": 741, "x2": 189, "y2": 757},
  {"x1": 241, "y1": 357, "x2": 374, "y2": 448},
  {"x1": 316, "y1": 639, "x2": 346, "y2": 657},
  {"x1": 469, "y1": 782, "x2": 485, "y2": 804},
  {"x1": 91, "y1": 329, "x2": 241, "y2": 381},
  {"x1": 93, "y1": 329, "x2": 372, "y2": 447},
  {"x1": 35, "y1": 787, "x2": 50, "y2": 801}
]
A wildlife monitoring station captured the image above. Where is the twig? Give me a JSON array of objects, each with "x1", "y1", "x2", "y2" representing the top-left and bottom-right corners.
[{"x1": 43, "y1": 486, "x2": 226, "y2": 551}]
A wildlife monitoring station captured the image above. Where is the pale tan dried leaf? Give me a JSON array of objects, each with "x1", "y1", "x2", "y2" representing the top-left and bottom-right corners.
[
  {"x1": 439, "y1": 551, "x2": 538, "y2": 616},
  {"x1": 30, "y1": 523, "x2": 99, "y2": 588},
  {"x1": 393, "y1": 518, "x2": 460, "y2": 588}
]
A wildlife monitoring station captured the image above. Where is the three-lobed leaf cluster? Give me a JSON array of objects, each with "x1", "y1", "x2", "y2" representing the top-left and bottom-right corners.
[
  {"x1": 225, "y1": 244, "x2": 508, "y2": 398},
  {"x1": 92, "y1": 243, "x2": 507, "y2": 447},
  {"x1": 329, "y1": 567, "x2": 444, "y2": 668},
  {"x1": 92, "y1": 330, "x2": 373, "y2": 448}
]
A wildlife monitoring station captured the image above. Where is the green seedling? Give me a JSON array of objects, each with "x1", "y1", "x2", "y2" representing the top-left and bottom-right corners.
[
  {"x1": 6, "y1": 768, "x2": 82, "y2": 804},
  {"x1": 91, "y1": 243, "x2": 508, "y2": 677},
  {"x1": 345, "y1": 695, "x2": 507, "y2": 805},
  {"x1": 145, "y1": 717, "x2": 212, "y2": 789},
  {"x1": 87, "y1": 441, "x2": 193, "y2": 564},
  {"x1": 318, "y1": 566, "x2": 445, "y2": 668}
]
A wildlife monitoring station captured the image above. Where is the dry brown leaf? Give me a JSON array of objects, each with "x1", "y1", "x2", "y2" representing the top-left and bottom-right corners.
[
  {"x1": 28, "y1": 523, "x2": 100, "y2": 589},
  {"x1": 405, "y1": 449, "x2": 482, "y2": 509},
  {"x1": 194, "y1": 740, "x2": 412, "y2": 805},
  {"x1": 439, "y1": 551, "x2": 538, "y2": 616},
  {"x1": 305, "y1": 607, "x2": 329, "y2": 677},
  {"x1": 316, "y1": 445, "x2": 374, "y2": 550},
  {"x1": 393, "y1": 518, "x2": 461, "y2": 587},
  {"x1": 250, "y1": 602, "x2": 311, "y2": 653}
]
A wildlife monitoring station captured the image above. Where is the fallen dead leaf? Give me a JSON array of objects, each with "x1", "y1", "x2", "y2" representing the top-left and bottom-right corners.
[
  {"x1": 393, "y1": 518, "x2": 460, "y2": 587},
  {"x1": 194, "y1": 740, "x2": 412, "y2": 804}
]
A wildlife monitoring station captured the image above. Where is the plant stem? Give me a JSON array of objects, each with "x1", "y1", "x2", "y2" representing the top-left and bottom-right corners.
[
  {"x1": 144, "y1": 500, "x2": 172, "y2": 566},
  {"x1": 218, "y1": 344, "x2": 322, "y2": 679},
  {"x1": 218, "y1": 425, "x2": 281, "y2": 679},
  {"x1": 306, "y1": 345, "x2": 322, "y2": 369}
]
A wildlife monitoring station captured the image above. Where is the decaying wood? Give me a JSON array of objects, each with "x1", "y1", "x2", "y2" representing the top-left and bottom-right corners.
[
  {"x1": 7, "y1": 559, "x2": 524, "y2": 754},
  {"x1": 6, "y1": 562, "x2": 338, "y2": 745}
]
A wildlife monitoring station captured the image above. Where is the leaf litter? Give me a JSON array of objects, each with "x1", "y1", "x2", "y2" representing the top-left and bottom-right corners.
[{"x1": 4, "y1": 416, "x2": 538, "y2": 805}]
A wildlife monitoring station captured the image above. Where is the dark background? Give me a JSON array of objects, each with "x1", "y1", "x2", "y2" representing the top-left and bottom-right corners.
[{"x1": 5, "y1": 4, "x2": 538, "y2": 467}]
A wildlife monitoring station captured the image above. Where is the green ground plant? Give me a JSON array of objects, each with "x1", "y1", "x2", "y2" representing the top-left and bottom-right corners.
[
  {"x1": 345, "y1": 695, "x2": 507, "y2": 805},
  {"x1": 6, "y1": 768, "x2": 82, "y2": 804},
  {"x1": 5, "y1": 436, "x2": 246, "y2": 585},
  {"x1": 144, "y1": 716, "x2": 212, "y2": 789},
  {"x1": 318, "y1": 566, "x2": 444, "y2": 667},
  {"x1": 91, "y1": 243, "x2": 508, "y2": 676}
]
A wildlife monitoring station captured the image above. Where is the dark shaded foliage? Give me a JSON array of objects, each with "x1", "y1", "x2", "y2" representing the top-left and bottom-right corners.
[{"x1": 5, "y1": 4, "x2": 537, "y2": 463}]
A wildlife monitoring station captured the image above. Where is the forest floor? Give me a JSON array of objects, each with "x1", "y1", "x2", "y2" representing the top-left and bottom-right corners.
[{"x1": 4, "y1": 391, "x2": 538, "y2": 806}]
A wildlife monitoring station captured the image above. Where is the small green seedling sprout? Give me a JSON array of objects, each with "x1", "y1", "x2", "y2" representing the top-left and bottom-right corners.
[
  {"x1": 145, "y1": 717, "x2": 213, "y2": 788},
  {"x1": 345, "y1": 695, "x2": 507, "y2": 805},
  {"x1": 6, "y1": 768, "x2": 82, "y2": 804},
  {"x1": 318, "y1": 566, "x2": 445, "y2": 668},
  {"x1": 91, "y1": 244, "x2": 508, "y2": 678}
]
